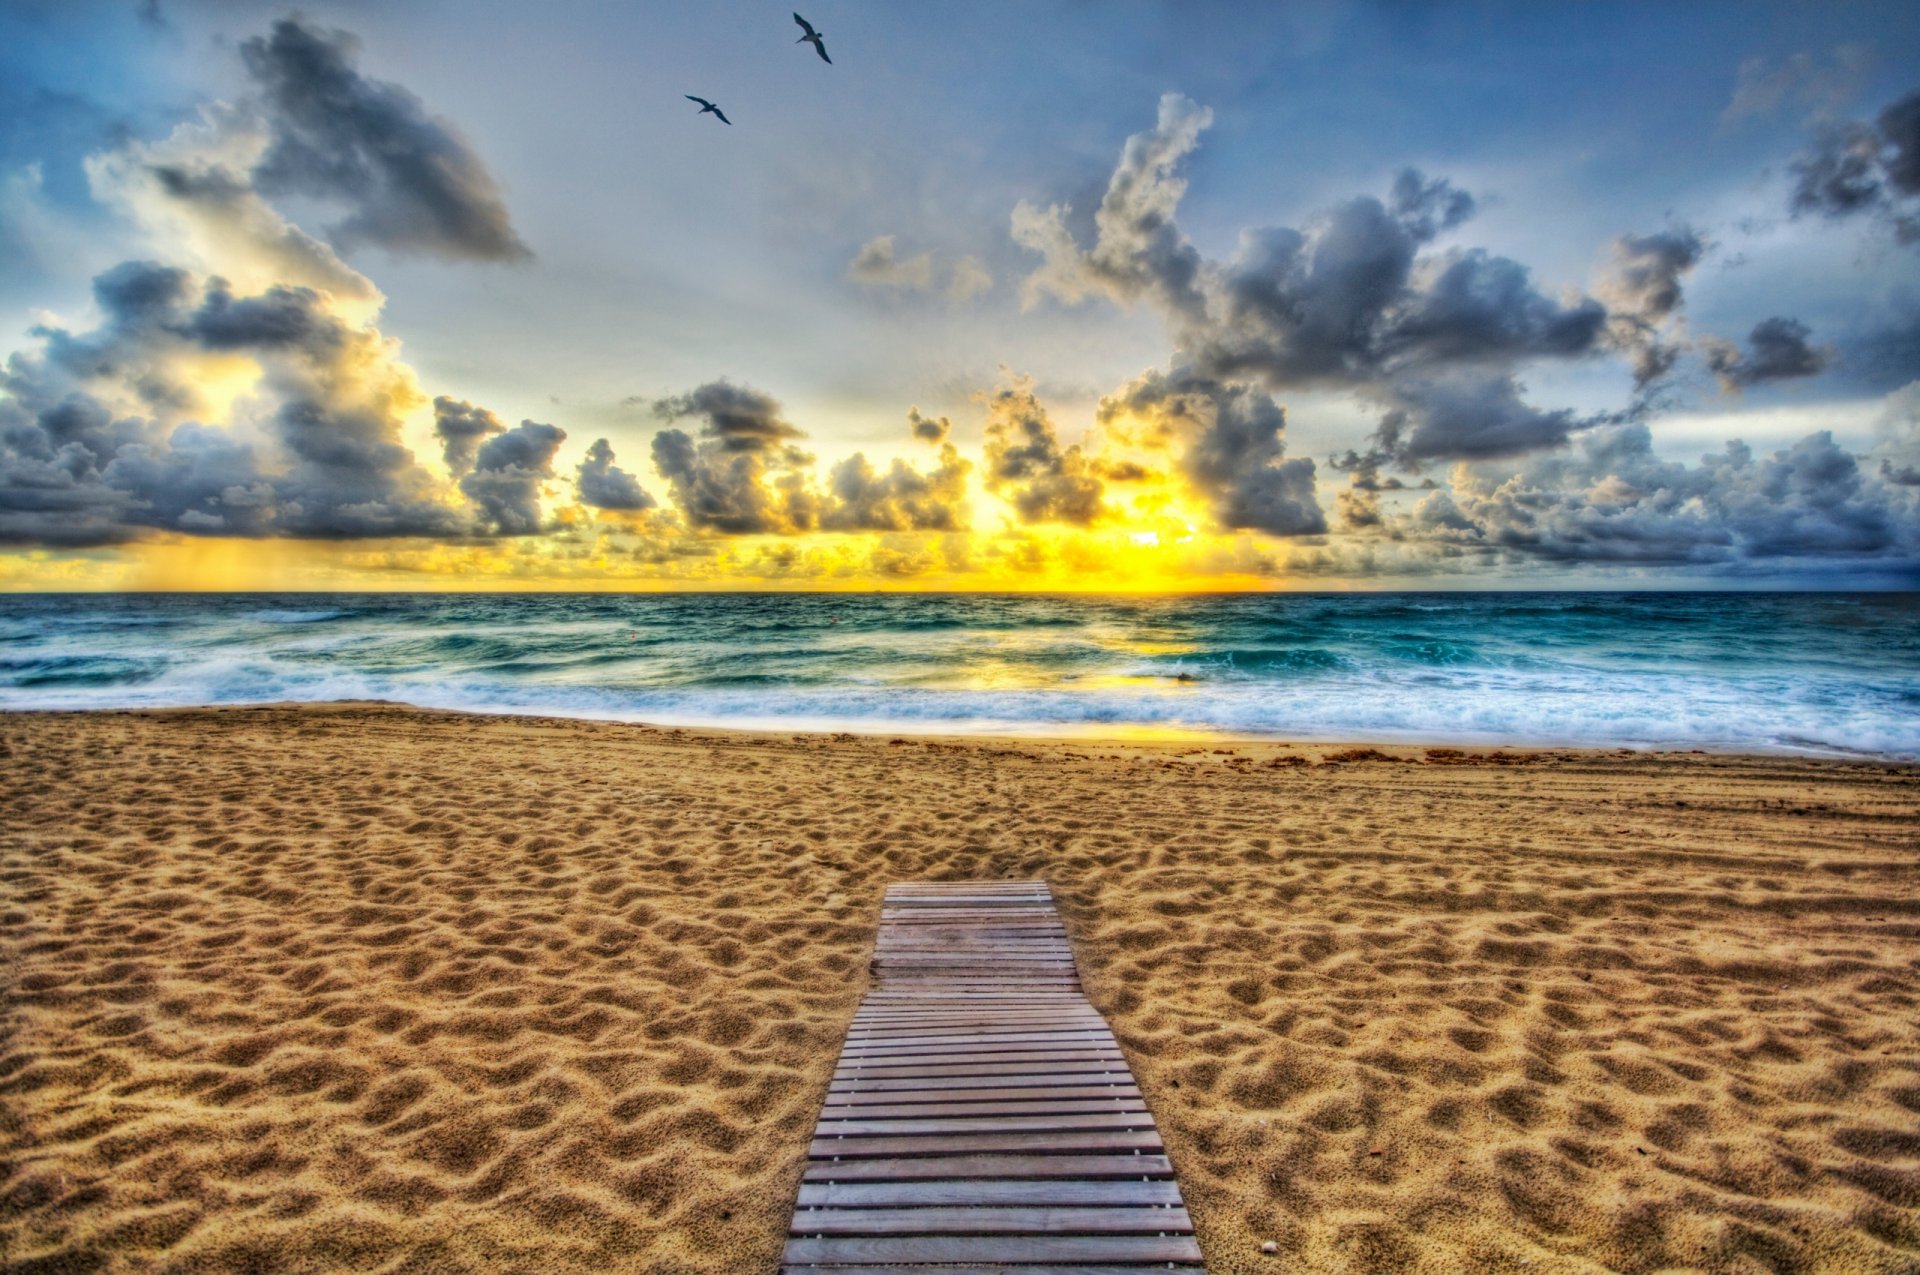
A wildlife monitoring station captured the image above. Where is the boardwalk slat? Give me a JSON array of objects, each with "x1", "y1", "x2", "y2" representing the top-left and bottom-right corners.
[
  {"x1": 826, "y1": 1084, "x2": 1143, "y2": 1106},
  {"x1": 782, "y1": 1266, "x2": 1196, "y2": 1275},
  {"x1": 828, "y1": 1071, "x2": 1135, "y2": 1094},
  {"x1": 801, "y1": 1152, "x2": 1175, "y2": 1182},
  {"x1": 816, "y1": 1111, "x2": 1156, "y2": 1138},
  {"x1": 781, "y1": 1235, "x2": 1206, "y2": 1265},
  {"x1": 789, "y1": 1206, "x2": 1193, "y2": 1235},
  {"x1": 821, "y1": 1099, "x2": 1148, "y2": 1120},
  {"x1": 832, "y1": 1051, "x2": 1127, "y2": 1078},
  {"x1": 796, "y1": 1178, "x2": 1184, "y2": 1208}
]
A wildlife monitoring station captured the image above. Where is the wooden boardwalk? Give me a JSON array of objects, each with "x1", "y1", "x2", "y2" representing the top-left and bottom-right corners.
[{"x1": 782, "y1": 880, "x2": 1205, "y2": 1272}]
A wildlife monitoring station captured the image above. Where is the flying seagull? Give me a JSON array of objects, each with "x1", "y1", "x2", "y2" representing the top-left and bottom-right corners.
[
  {"x1": 793, "y1": 12, "x2": 831, "y2": 63},
  {"x1": 685, "y1": 95, "x2": 732, "y2": 125}
]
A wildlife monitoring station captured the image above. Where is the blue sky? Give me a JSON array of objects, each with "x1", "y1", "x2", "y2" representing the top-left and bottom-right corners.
[{"x1": 1, "y1": 0, "x2": 1917, "y2": 588}]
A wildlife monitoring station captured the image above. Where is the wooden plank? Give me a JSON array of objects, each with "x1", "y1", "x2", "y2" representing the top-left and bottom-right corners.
[
  {"x1": 802, "y1": 1152, "x2": 1174, "y2": 1182},
  {"x1": 781, "y1": 1235, "x2": 1205, "y2": 1265},
  {"x1": 782, "y1": 1265, "x2": 1201, "y2": 1275},
  {"x1": 827, "y1": 1084, "x2": 1142, "y2": 1106},
  {"x1": 832, "y1": 1053, "x2": 1127, "y2": 1078},
  {"x1": 848, "y1": 1021, "x2": 1107, "y2": 1037},
  {"x1": 815, "y1": 1112, "x2": 1157, "y2": 1138},
  {"x1": 828, "y1": 1071, "x2": 1134, "y2": 1094},
  {"x1": 789, "y1": 1206, "x2": 1192, "y2": 1235},
  {"x1": 820, "y1": 1098, "x2": 1149, "y2": 1120},
  {"x1": 851, "y1": 1009, "x2": 1102, "y2": 1021},
  {"x1": 808, "y1": 1129, "x2": 1164, "y2": 1158},
  {"x1": 796, "y1": 1178, "x2": 1184, "y2": 1208},
  {"x1": 840, "y1": 1029, "x2": 1115, "y2": 1051}
]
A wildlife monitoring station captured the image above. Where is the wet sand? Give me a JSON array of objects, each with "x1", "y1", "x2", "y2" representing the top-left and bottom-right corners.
[{"x1": 3, "y1": 704, "x2": 1917, "y2": 1273}]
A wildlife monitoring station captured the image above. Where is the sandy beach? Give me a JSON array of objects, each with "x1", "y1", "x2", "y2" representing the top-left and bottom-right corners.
[{"x1": 3, "y1": 703, "x2": 1917, "y2": 1273}]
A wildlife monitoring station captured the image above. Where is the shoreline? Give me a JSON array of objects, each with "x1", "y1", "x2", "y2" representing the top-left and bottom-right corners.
[
  {"x1": 5, "y1": 704, "x2": 1917, "y2": 1272},
  {"x1": 6, "y1": 698, "x2": 1915, "y2": 765}
]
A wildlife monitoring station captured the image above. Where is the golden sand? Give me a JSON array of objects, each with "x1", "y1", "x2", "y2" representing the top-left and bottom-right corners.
[{"x1": 3, "y1": 704, "x2": 1917, "y2": 1273}]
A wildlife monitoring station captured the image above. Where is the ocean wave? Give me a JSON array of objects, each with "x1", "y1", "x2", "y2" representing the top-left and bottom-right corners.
[{"x1": 241, "y1": 608, "x2": 349, "y2": 624}]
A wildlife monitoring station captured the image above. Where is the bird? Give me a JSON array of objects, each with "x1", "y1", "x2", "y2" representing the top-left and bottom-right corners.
[
  {"x1": 685, "y1": 95, "x2": 732, "y2": 125},
  {"x1": 793, "y1": 12, "x2": 831, "y2": 63}
]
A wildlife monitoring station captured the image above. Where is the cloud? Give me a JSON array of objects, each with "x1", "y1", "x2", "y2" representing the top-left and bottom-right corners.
[
  {"x1": 1597, "y1": 226, "x2": 1706, "y2": 388},
  {"x1": 1373, "y1": 370, "x2": 1590, "y2": 464},
  {"x1": 1871, "y1": 381, "x2": 1920, "y2": 486},
  {"x1": 1388, "y1": 169, "x2": 1476, "y2": 242},
  {"x1": 575, "y1": 437, "x2": 657, "y2": 511},
  {"x1": 1016, "y1": 100, "x2": 1604, "y2": 397},
  {"x1": 433, "y1": 395, "x2": 504, "y2": 476},
  {"x1": 1788, "y1": 89, "x2": 1920, "y2": 245},
  {"x1": 0, "y1": 263, "x2": 472, "y2": 544},
  {"x1": 1436, "y1": 422, "x2": 1918, "y2": 568},
  {"x1": 1703, "y1": 317, "x2": 1835, "y2": 391},
  {"x1": 1722, "y1": 46, "x2": 1875, "y2": 123},
  {"x1": 460, "y1": 419, "x2": 566, "y2": 535},
  {"x1": 820, "y1": 445, "x2": 970, "y2": 532},
  {"x1": 1012, "y1": 92, "x2": 1213, "y2": 318},
  {"x1": 652, "y1": 380, "x2": 806, "y2": 452},
  {"x1": 650, "y1": 380, "x2": 819, "y2": 533},
  {"x1": 241, "y1": 17, "x2": 530, "y2": 261},
  {"x1": 1320, "y1": 397, "x2": 1919, "y2": 579},
  {"x1": 906, "y1": 407, "x2": 951, "y2": 444},
  {"x1": 1883, "y1": 92, "x2": 1920, "y2": 199},
  {"x1": 847, "y1": 236, "x2": 934, "y2": 290},
  {"x1": 0, "y1": 17, "x2": 550, "y2": 552},
  {"x1": 1097, "y1": 369, "x2": 1325, "y2": 535},
  {"x1": 84, "y1": 100, "x2": 383, "y2": 319},
  {"x1": 980, "y1": 379, "x2": 1106, "y2": 525},
  {"x1": 849, "y1": 238, "x2": 994, "y2": 303}
]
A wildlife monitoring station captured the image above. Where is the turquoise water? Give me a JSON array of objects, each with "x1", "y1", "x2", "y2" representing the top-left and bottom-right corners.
[{"x1": 1, "y1": 592, "x2": 1916, "y2": 756}]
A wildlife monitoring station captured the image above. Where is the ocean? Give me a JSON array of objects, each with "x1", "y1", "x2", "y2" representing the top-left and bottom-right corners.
[{"x1": 1, "y1": 592, "x2": 1916, "y2": 757}]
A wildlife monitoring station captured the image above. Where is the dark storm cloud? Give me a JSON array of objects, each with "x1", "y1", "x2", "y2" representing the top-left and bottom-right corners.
[
  {"x1": 1197, "y1": 212, "x2": 1607, "y2": 390},
  {"x1": 0, "y1": 263, "x2": 481, "y2": 544},
  {"x1": 1437, "y1": 424, "x2": 1918, "y2": 568},
  {"x1": 1881, "y1": 92, "x2": 1920, "y2": 197},
  {"x1": 241, "y1": 17, "x2": 530, "y2": 261},
  {"x1": 1703, "y1": 317, "x2": 1835, "y2": 391},
  {"x1": 460, "y1": 419, "x2": 566, "y2": 535},
  {"x1": 1788, "y1": 89, "x2": 1920, "y2": 245},
  {"x1": 1018, "y1": 99, "x2": 1607, "y2": 401},
  {"x1": 1098, "y1": 370, "x2": 1325, "y2": 536},
  {"x1": 433, "y1": 395, "x2": 504, "y2": 476},
  {"x1": 575, "y1": 437, "x2": 657, "y2": 511},
  {"x1": 980, "y1": 382, "x2": 1106, "y2": 526},
  {"x1": 1378, "y1": 371, "x2": 1588, "y2": 464},
  {"x1": 652, "y1": 380, "x2": 807, "y2": 453},
  {"x1": 650, "y1": 380, "x2": 819, "y2": 534}
]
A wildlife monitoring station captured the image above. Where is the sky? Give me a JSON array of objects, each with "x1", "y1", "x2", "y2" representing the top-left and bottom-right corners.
[{"x1": 1, "y1": 0, "x2": 1917, "y2": 591}]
